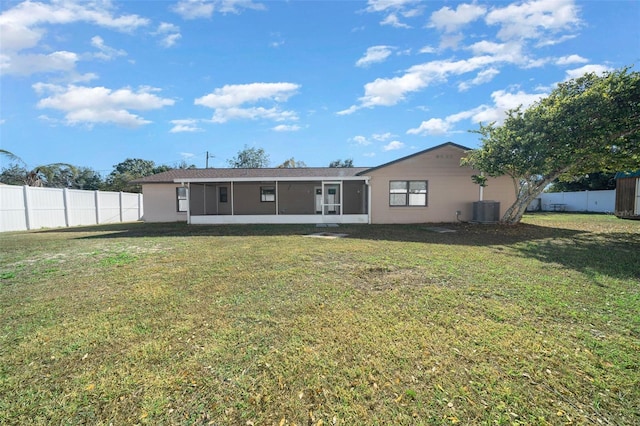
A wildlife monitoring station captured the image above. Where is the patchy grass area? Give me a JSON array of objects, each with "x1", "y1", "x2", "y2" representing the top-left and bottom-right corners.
[{"x1": 1, "y1": 214, "x2": 638, "y2": 425}]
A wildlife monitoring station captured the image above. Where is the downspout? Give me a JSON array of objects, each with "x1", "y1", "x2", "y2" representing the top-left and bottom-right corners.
[
  {"x1": 186, "y1": 182, "x2": 191, "y2": 224},
  {"x1": 231, "y1": 181, "x2": 234, "y2": 216},
  {"x1": 366, "y1": 179, "x2": 372, "y2": 224}
]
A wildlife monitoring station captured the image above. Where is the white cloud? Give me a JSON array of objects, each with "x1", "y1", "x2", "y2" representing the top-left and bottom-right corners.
[
  {"x1": 407, "y1": 88, "x2": 547, "y2": 136},
  {"x1": 380, "y1": 13, "x2": 411, "y2": 28},
  {"x1": 195, "y1": 82, "x2": 299, "y2": 108},
  {"x1": 0, "y1": 0, "x2": 148, "y2": 77},
  {"x1": 351, "y1": 135, "x2": 371, "y2": 145},
  {"x1": 172, "y1": 0, "x2": 265, "y2": 19},
  {"x1": 372, "y1": 132, "x2": 393, "y2": 141},
  {"x1": 154, "y1": 22, "x2": 182, "y2": 47},
  {"x1": 272, "y1": 124, "x2": 301, "y2": 132},
  {"x1": 196, "y1": 83, "x2": 300, "y2": 124},
  {"x1": 356, "y1": 45, "x2": 394, "y2": 68},
  {"x1": 349, "y1": 57, "x2": 496, "y2": 111},
  {"x1": 458, "y1": 68, "x2": 500, "y2": 91},
  {"x1": 429, "y1": 3, "x2": 486, "y2": 33},
  {"x1": 407, "y1": 118, "x2": 451, "y2": 136},
  {"x1": 565, "y1": 64, "x2": 611, "y2": 80},
  {"x1": 383, "y1": 141, "x2": 405, "y2": 151},
  {"x1": 1, "y1": 50, "x2": 78, "y2": 76},
  {"x1": 90, "y1": 36, "x2": 127, "y2": 60},
  {"x1": 419, "y1": 45, "x2": 436, "y2": 54},
  {"x1": 555, "y1": 54, "x2": 588, "y2": 66},
  {"x1": 0, "y1": 0, "x2": 148, "y2": 51},
  {"x1": 211, "y1": 106, "x2": 297, "y2": 123},
  {"x1": 366, "y1": 0, "x2": 421, "y2": 28},
  {"x1": 170, "y1": 119, "x2": 203, "y2": 133},
  {"x1": 172, "y1": 0, "x2": 215, "y2": 19},
  {"x1": 33, "y1": 83, "x2": 175, "y2": 128},
  {"x1": 485, "y1": 0, "x2": 581, "y2": 42},
  {"x1": 366, "y1": 0, "x2": 420, "y2": 13}
]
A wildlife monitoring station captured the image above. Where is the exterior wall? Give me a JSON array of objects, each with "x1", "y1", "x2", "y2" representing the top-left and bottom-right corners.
[
  {"x1": 343, "y1": 181, "x2": 368, "y2": 214},
  {"x1": 277, "y1": 182, "x2": 316, "y2": 214},
  {"x1": 233, "y1": 182, "x2": 276, "y2": 215},
  {"x1": 142, "y1": 183, "x2": 186, "y2": 222},
  {"x1": 190, "y1": 183, "x2": 231, "y2": 215},
  {"x1": 367, "y1": 144, "x2": 515, "y2": 223}
]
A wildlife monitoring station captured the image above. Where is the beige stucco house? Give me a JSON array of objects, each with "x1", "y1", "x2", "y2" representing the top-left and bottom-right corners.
[{"x1": 132, "y1": 142, "x2": 515, "y2": 224}]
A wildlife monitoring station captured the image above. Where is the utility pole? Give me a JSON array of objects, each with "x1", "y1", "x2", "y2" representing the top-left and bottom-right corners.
[{"x1": 205, "y1": 151, "x2": 215, "y2": 168}]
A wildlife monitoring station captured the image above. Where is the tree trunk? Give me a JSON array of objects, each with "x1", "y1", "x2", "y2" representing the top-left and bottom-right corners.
[{"x1": 500, "y1": 177, "x2": 557, "y2": 224}]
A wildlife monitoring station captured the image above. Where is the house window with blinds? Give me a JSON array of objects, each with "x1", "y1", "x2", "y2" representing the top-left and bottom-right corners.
[
  {"x1": 176, "y1": 187, "x2": 188, "y2": 212},
  {"x1": 389, "y1": 181, "x2": 428, "y2": 206}
]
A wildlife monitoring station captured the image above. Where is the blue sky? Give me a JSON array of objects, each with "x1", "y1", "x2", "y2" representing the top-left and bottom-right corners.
[{"x1": 1, "y1": 0, "x2": 638, "y2": 174}]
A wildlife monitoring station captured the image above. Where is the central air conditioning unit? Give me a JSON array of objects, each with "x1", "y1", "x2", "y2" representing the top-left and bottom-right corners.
[{"x1": 472, "y1": 201, "x2": 500, "y2": 223}]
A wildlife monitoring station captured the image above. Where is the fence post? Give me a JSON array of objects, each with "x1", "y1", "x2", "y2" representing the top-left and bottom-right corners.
[
  {"x1": 23, "y1": 185, "x2": 32, "y2": 230},
  {"x1": 138, "y1": 193, "x2": 143, "y2": 221},
  {"x1": 63, "y1": 188, "x2": 70, "y2": 227},
  {"x1": 95, "y1": 190, "x2": 100, "y2": 224},
  {"x1": 119, "y1": 192, "x2": 124, "y2": 223}
]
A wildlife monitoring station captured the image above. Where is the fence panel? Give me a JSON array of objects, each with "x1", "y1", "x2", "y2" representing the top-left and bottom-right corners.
[
  {"x1": 0, "y1": 185, "x2": 142, "y2": 232},
  {"x1": 532, "y1": 190, "x2": 615, "y2": 213},
  {"x1": 67, "y1": 189, "x2": 98, "y2": 227},
  {"x1": 28, "y1": 187, "x2": 66, "y2": 229},
  {"x1": 98, "y1": 192, "x2": 121, "y2": 224},
  {"x1": 122, "y1": 193, "x2": 142, "y2": 222},
  {"x1": 0, "y1": 185, "x2": 27, "y2": 232}
]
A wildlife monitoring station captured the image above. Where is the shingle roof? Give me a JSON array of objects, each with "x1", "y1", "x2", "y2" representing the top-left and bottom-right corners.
[{"x1": 131, "y1": 167, "x2": 371, "y2": 184}]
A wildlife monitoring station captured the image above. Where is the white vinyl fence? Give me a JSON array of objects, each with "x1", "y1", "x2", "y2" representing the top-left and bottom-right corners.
[
  {"x1": 0, "y1": 185, "x2": 143, "y2": 232},
  {"x1": 528, "y1": 190, "x2": 615, "y2": 213}
]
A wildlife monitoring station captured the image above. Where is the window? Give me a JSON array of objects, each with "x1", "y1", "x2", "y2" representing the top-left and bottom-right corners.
[
  {"x1": 219, "y1": 187, "x2": 228, "y2": 203},
  {"x1": 176, "y1": 187, "x2": 188, "y2": 212},
  {"x1": 260, "y1": 186, "x2": 275, "y2": 202},
  {"x1": 389, "y1": 180, "x2": 427, "y2": 206}
]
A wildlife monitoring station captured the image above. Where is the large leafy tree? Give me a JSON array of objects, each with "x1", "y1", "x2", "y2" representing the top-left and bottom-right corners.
[
  {"x1": 104, "y1": 158, "x2": 171, "y2": 193},
  {"x1": 227, "y1": 145, "x2": 270, "y2": 168},
  {"x1": 463, "y1": 67, "x2": 640, "y2": 224}
]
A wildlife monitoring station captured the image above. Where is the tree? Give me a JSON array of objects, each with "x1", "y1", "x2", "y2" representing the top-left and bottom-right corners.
[
  {"x1": 328, "y1": 158, "x2": 354, "y2": 168},
  {"x1": 227, "y1": 145, "x2": 270, "y2": 168},
  {"x1": 462, "y1": 67, "x2": 640, "y2": 224},
  {"x1": 104, "y1": 158, "x2": 170, "y2": 192},
  {"x1": 546, "y1": 172, "x2": 616, "y2": 192},
  {"x1": 72, "y1": 167, "x2": 104, "y2": 190},
  {"x1": 0, "y1": 164, "x2": 28, "y2": 186},
  {"x1": 277, "y1": 157, "x2": 307, "y2": 168},
  {"x1": 1, "y1": 149, "x2": 21, "y2": 164}
]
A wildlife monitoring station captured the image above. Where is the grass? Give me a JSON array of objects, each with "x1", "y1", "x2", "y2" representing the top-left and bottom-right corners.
[{"x1": 0, "y1": 213, "x2": 638, "y2": 425}]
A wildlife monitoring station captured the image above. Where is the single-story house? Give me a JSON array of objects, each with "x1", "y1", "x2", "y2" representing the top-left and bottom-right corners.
[
  {"x1": 132, "y1": 142, "x2": 515, "y2": 224},
  {"x1": 614, "y1": 170, "x2": 640, "y2": 219}
]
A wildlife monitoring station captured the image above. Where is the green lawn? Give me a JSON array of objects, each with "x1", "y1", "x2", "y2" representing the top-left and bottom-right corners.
[{"x1": 1, "y1": 214, "x2": 638, "y2": 425}]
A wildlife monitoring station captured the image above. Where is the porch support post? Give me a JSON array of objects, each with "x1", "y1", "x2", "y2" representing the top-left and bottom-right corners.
[
  {"x1": 231, "y1": 181, "x2": 235, "y2": 215},
  {"x1": 275, "y1": 180, "x2": 279, "y2": 215}
]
